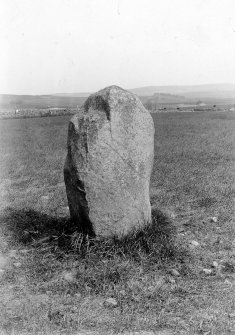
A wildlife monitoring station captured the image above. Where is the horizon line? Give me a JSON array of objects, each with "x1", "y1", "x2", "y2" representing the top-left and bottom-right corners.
[{"x1": 1, "y1": 82, "x2": 235, "y2": 96}]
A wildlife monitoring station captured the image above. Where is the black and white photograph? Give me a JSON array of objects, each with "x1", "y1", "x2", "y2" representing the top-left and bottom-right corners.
[{"x1": 0, "y1": 0, "x2": 234, "y2": 334}]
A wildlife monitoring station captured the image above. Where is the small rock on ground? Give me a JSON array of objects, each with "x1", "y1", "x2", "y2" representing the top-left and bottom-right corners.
[
  {"x1": 190, "y1": 240, "x2": 200, "y2": 247},
  {"x1": 167, "y1": 277, "x2": 176, "y2": 284},
  {"x1": 210, "y1": 216, "x2": 218, "y2": 223},
  {"x1": 202, "y1": 268, "x2": 212, "y2": 275},
  {"x1": 212, "y1": 261, "x2": 219, "y2": 268},
  {"x1": 103, "y1": 297, "x2": 118, "y2": 308},
  {"x1": 169, "y1": 269, "x2": 180, "y2": 276},
  {"x1": 63, "y1": 270, "x2": 77, "y2": 282},
  {"x1": 119, "y1": 290, "x2": 126, "y2": 296}
]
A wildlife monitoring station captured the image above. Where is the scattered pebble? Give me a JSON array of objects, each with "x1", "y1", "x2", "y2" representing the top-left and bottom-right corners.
[
  {"x1": 167, "y1": 277, "x2": 176, "y2": 284},
  {"x1": 169, "y1": 269, "x2": 180, "y2": 276},
  {"x1": 202, "y1": 268, "x2": 212, "y2": 275},
  {"x1": 13, "y1": 262, "x2": 22, "y2": 268},
  {"x1": 210, "y1": 217, "x2": 218, "y2": 223},
  {"x1": 103, "y1": 297, "x2": 118, "y2": 308},
  {"x1": 228, "y1": 313, "x2": 235, "y2": 319},
  {"x1": 212, "y1": 261, "x2": 219, "y2": 268},
  {"x1": 63, "y1": 271, "x2": 76, "y2": 282},
  {"x1": 75, "y1": 292, "x2": 82, "y2": 298},
  {"x1": 190, "y1": 240, "x2": 200, "y2": 247},
  {"x1": 119, "y1": 290, "x2": 126, "y2": 296},
  {"x1": 164, "y1": 209, "x2": 176, "y2": 219}
]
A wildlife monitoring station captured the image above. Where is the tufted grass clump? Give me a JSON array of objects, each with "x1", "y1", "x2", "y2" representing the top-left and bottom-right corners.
[{"x1": 71, "y1": 208, "x2": 179, "y2": 264}]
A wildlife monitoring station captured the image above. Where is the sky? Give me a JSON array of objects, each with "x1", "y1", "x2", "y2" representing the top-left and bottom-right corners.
[{"x1": 0, "y1": 0, "x2": 235, "y2": 94}]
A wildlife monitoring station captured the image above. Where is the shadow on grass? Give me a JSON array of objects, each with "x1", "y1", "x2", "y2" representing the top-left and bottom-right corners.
[
  {"x1": 0, "y1": 207, "x2": 73, "y2": 248},
  {"x1": 0, "y1": 207, "x2": 192, "y2": 299},
  {"x1": 1, "y1": 206, "x2": 189, "y2": 265}
]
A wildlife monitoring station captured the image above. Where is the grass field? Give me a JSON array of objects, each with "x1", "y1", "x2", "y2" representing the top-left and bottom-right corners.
[{"x1": 0, "y1": 110, "x2": 234, "y2": 334}]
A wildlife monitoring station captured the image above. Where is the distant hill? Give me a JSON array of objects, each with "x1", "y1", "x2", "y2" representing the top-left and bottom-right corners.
[
  {"x1": 54, "y1": 83, "x2": 235, "y2": 102},
  {"x1": 53, "y1": 92, "x2": 91, "y2": 98},
  {"x1": 1, "y1": 83, "x2": 235, "y2": 110},
  {"x1": 140, "y1": 93, "x2": 185, "y2": 109},
  {"x1": 129, "y1": 83, "x2": 235, "y2": 97},
  {"x1": 0, "y1": 92, "x2": 187, "y2": 110},
  {"x1": 51, "y1": 83, "x2": 235, "y2": 99}
]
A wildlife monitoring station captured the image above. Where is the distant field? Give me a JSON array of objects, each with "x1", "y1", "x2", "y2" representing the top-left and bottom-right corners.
[
  {"x1": 0, "y1": 115, "x2": 70, "y2": 214},
  {"x1": 0, "y1": 110, "x2": 234, "y2": 334},
  {"x1": 0, "y1": 111, "x2": 233, "y2": 217}
]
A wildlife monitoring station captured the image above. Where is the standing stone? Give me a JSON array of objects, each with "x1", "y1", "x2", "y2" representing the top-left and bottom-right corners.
[{"x1": 64, "y1": 86, "x2": 155, "y2": 237}]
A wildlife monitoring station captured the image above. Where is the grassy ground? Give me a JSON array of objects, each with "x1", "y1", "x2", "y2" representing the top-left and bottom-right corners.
[{"x1": 0, "y1": 111, "x2": 234, "y2": 334}]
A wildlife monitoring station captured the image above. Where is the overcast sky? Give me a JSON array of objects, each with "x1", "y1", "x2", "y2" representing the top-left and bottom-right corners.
[{"x1": 0, "y1": 0, "x2": 235, "y2": 94}]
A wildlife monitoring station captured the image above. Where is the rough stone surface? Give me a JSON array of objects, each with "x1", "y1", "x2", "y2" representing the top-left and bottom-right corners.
[{"x1": 64, "y1": 86, "x2": 155, "y2": 237}]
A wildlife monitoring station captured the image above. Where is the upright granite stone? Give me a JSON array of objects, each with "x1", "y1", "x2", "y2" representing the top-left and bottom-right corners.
[{"x1": 64, "y1": 86, "x2": 155, "y2": 237}]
